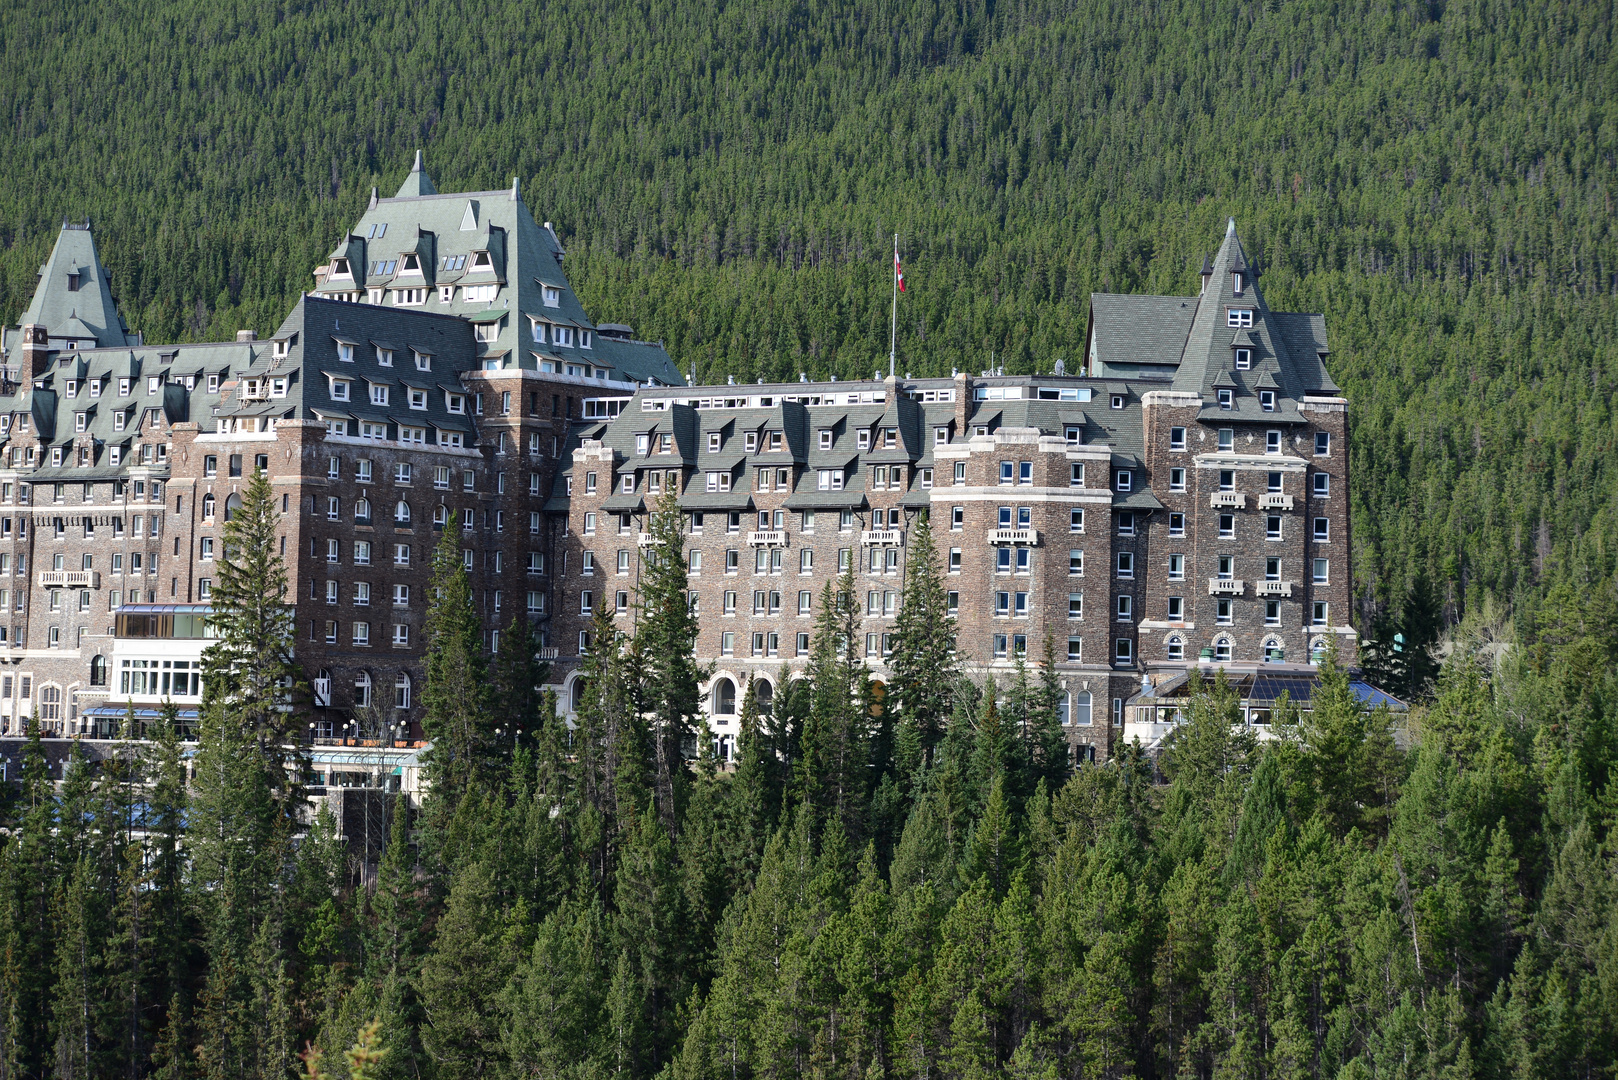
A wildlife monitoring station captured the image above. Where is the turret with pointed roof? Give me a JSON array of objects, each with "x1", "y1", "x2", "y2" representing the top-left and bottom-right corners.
[
  {"x1": 311, "y1": 152, "x2": 682, "y2": 388},
  {"x1": 8, "y1": 223, "x2": 135, "y2": 353}
]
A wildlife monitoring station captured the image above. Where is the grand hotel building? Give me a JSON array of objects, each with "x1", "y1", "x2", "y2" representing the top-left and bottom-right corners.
[{"x1": 0, "y1": 159, "x2": 1352, "y2": 766}]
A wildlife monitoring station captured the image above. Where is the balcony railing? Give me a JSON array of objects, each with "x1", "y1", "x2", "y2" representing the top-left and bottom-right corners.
[
  {"x1": 861, "y1": 529, "x2": 904, "y2": 546},
  {"x1": 1210, "y1": 492, "x2": 1246, "y2": 509},
  {"x1": 38, "y1": 570, "x2": 99, "y2": 588},
  {"x1": 1207, "y1": 578, "x2": 1245, "y2": 596},
  {"x1": 1258, "y1": 493, "x2": 1294, "y2": 510},
  {"x1": 1255, "y1": 580, "x2": 1293, "y2": 597},
  {"x1": 636, "y1": 532, "x2": 660, "y2": 546},
  {"x1": 987, "y1": 528, "x2": 1039, "y2": 545},
  {"x1": 747, "y1": 530, "x2": 787, "y2": 546}
]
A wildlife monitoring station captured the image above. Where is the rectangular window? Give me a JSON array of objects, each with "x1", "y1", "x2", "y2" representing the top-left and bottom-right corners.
[
  {"x1": 1260, "y1": 391, "x2": 1275, "y2": 412},
  {"x1": 1167, "y1": 596, "x2": 1183, "y2": 620},
  {"x1": 1069, "y1": 509, "x2": 1084, "y2": 533},
  {"x1": 1266, "y1": 430, "x2": 1281, "y2": 454},
  {"x1": 1116, "y1": 552, "x2": 1133, "y2": 579},
  {"x1": 1168, "y1": 512, "x2": 1185, "y2": 537},
  {"x1": 1266, "y1": 600, "x2": 1281, "y2": 625},
  {"x1": 1226, "y1": 308, "x2": 1254, "y2": 328},
  {"x1": 1216, "y1": 598, "x2": 1233, "y2": 624},
  {"x1": 1168, "y1": 554, "x2": 1184, "y2": 580},
  {"x1": 1116, "y1": 595, "x2": 1132, "y2": 622},
  {"x1": 1315, "y1": 432, "x2": 1331, "y2": 456},
  {"x1": 1313, "y1": 517, "x2": 1330, "y2": 541},
  {"x1": 1313, "y1": 473, "x2": 1330, "y2": 497},
  {"x1": 1313, "y1": 601, "x2": 1329, "y2": 626},
  {"x1": 1069, "y1": 549, "x2": 1084, "y2": 576},
  {"x1": 1219, "y1": 513, "x2": 1235, "y2": 537},
  {"x1": 1314, "y1": 558, "x2": 1329, "y2": 583},
  {"x1": 1114, "y1": 639, "x2": 1132, "y2": 664},
  {"x1": 1117, "y1": 512, "x2": 1135, "y2": 536},
  {"x1": 1267, "y1": 515, "x2": 1282, "y2": 539},
  {"x1": 1266, "y1": 557, "x2": 1281, "y2": 580}
]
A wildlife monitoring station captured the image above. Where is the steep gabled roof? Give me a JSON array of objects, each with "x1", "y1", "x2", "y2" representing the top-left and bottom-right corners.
[{"x1": 19, "y1": 224, "x2": 133, "y2": 348}]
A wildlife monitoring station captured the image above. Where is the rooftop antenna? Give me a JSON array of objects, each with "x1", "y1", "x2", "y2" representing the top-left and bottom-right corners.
[{"x1": 889, "y1": 233, "x2": 904, "y2": 379}]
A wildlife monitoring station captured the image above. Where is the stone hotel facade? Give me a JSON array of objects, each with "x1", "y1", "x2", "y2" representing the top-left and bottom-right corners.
[{"x1": 0, "y1": 158, "x2": 1350, "y2": 765}]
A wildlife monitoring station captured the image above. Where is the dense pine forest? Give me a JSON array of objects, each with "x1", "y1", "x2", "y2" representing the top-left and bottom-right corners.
[
  {"x1": 0, "y1": 0, "x2": 1612, "y2": 628},
  {"x1": 0, "y1": 1, "x2": 1615, "y2": 1077},
  {"x1": 13, "y1": 473, "x2": 1618, "y2": 1080}
]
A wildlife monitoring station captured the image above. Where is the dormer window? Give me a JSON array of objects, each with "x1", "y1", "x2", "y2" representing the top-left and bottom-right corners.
[
  {"x1": 413, "y1": 351, "x2": 431, "y2": 372},
  {"x1": 543, "y1": 286, "x2": 561, "y2": 308},
  {"x1": 471, "y1": 251, "x2": 492, "y2": 270},
  {"x1": 74, "y1": 413, "x2": 86, "y2": 433},
  {"x1": 65, "y1": 381, "x2": 78, "y2": 399},
  {"x1": 366, "y1": 223, "x2": 388, "y2": 239},
  {"x1": 369, "y1": 383, "x2": 389, "y2": 406},
  {"x1": 1235, "y1": 348, "x2": 1251, "y2": 369},
  {"x1": 66, "y1": 272, "x2": 81, "y2": 292},
  {"x1": 204, "y1": 375, "x2": 217, "y2": 394},
  {"x1": 377, "y1": 348, "x2": 393, "y2": 366},
  {"x1": 1217, "y1": 389, "x2": 1233, "y2": 409},
  {"x1": 706, "y1": 432, "x2": 719, "y2": 453},
  {"x1": 857, "y1": 429, "x2": 871, "y2": 450},
  {"x1": 271, "y1": 377, "x2": 287, "y2": 398},
  {"x1": 1226, "y1": 309, "x2": 1254, "y2": 328},
  {"x1": 768, "y1": 431, "x2": 782, "y2": 451},
  {"x1": 114, "y1": 411, "x2": 127, "y2": 432},
  {"x1": 581, "y1": 330, "x2": 592, "y2": 349},
  {"x1": 1110, "y1": 394, "x2": 1125, "y2": 409},
  {"x1": 530, "y1": 320, "x2": 546, "y2": 344},
  {"x1": 554, "y1": 326, "x2": 574, "y2": 347},
  {"x1": 474, "y1": 319, "x2": 502, "y2": 343},
  {"x1": 440, "y1": 254, "x2": 465, "y2": 271},
  {"x1": 446, "y1": 392, "x2": 466, "y2": 414},
  {"x1": 337, "y1": 342, "x2": 354, "y2": 362},
  {"x1": 883, "y1": 428, "x2": 897, "y2": 448},
  {"x1": 400, "y1": 253, "x2": 420, "y2": 274},
  {"x1": 744, "y1": 432, "x2": 758, "y2": 452},
  {"x1": 329, "y1": 377, "x2": 351, "y2": 401},
  {"x1": 330, "y1": 258, "x2": 351, "y2": 279},
  {"x1": 1260, "y1": 390, "x2": 1275, "y2": 412},
  {"x1": 408, "y1": 389, "x2": 427, "y2": 410},
  {"x1": 273, "y1": 339, "x2": 290, "y2": 358},
  {"x1": 147, "y1": 376, "x2": 160, "y2": 396},
  {"x1": 1233, "y1": 272, "x2": 1244, "y2": 295},
  {"x1": 463, "y1": 283, "x2": 497, "y2": 303}
]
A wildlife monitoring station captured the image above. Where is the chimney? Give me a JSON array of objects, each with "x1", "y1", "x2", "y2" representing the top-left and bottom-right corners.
[
  {"x1": 954, "y1": 370, "x2": 971, "y2": 437},
  {"x1": 20, "y1": 323, "x2": 50, "y2": 388},
  {"x1": 236, "y1": 330, "x2": 258, "y2": 342}
]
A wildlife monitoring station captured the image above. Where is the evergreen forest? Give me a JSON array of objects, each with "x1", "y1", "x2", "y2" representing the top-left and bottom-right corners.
[
  {"x1": 5, "y1": 475, "x2": 1618, "y2": 1079},
  {"x1": 0, "y1": 0, "x2": 1614, "y2": 1077},
  {"x1": 0, "y1": 0, "x2": 1611, "y2": 627}
]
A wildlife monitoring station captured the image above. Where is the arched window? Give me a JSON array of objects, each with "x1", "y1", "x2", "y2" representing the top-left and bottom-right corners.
[
  {"x1": 1310, "y1": 638, "x2": 1328, "y2": 665},
  {"x1": 1213, "y1": 637, "x2": 1233, "y2": 663},
  {"x1": 1074, "y1": 691, "x2": 1093, "y2": 726},
  {"x1": 395, "y1": 673, "x2": 411, "y2": 710},
  {"x1": 38, "y1": 685, "x2": 61, "y2": 722},
  {"x1": 354, "y1": 671, "x2": 372, "y2": 709},
  {"x1": 224, "y1": 492, "x2": 242, "y2": 521},
  {"x1": 354, "y1": 498, "x2": 371, "y2": 523},
  {"x1": 1058, "y1": 691, "x2": 1071, "y2": 725},
  {"x1": 868, "y1": 679, "x2": 886, "y2": 717},
  {"x1": 433, "y1": 504, "x2": 448, "y2": 527},
  {"x1": 89, "y1": 655, "x2": 107, "y2": 687},
  {"x1": 711, "y1": 677, "x2": 736, "y2": 715},
  {"x1": 753, "y1": 678, "x2": 774, "y2": 716},
  {"x1": 568, "y1": 676, "x2": 590, "y2": 714},
  {"x1": 1166, "y1": 635, "x2": 1184, "y2": 661},
  {"x1": 1263, "y1": 638, "x2": 1283, "y2": 662},
  {"x1": 202, "y1": 493, "x2": 216, "y2": 519},
  {"x1": 395, "y1": 500, "x2": 412, "y2": 525}
]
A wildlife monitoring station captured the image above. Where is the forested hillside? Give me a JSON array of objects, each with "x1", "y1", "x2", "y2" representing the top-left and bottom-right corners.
[{"x1": 0, "y1": 0, "x2": 1612, "y2": 631}]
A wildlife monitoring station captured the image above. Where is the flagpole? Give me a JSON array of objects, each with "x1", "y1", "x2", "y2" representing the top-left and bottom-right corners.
[{"x1": 890, "y1": 233, "x2": 898, "y2": 378}]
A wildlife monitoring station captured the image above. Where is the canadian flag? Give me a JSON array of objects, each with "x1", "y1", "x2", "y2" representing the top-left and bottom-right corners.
[{"x1": 894, "y1": 247, "x2": 906, "y2": 292}]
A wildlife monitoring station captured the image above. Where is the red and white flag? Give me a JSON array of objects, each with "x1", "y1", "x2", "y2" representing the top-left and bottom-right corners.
[{"x1": 894, "y1": 247, "x2": 906, "y2": 292}]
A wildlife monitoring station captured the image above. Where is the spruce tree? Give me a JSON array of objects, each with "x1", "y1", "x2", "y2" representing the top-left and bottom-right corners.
[
  {"x1": 799, "y1": 565, "x2": 869, "y2": 841},
  {"x1": 420, "y1": 511, "x2": 492, "y2": 810},
  {"x1": 632, "y1": 490, "x2": 706, "y2": 836},
  {"x1": 887, "y1": 512, "x2": 958, "y2": 760}
]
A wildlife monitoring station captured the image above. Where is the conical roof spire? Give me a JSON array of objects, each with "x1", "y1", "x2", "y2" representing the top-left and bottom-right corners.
[{"x1": 394, "y1": 150, "x2": 438, "y2": 198}]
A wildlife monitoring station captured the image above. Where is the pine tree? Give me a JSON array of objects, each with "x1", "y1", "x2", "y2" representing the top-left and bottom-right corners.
[
  {"x1": 887, "y1": 512, "x2": 958, "y2": 760},
  {"x1": 798, "y1": 565, "x2": 869, "y2": 841},
  {"x1": 632, "y1": 490, "x2": 706, "y2": 837},
  {"x1": 420, "y1": 511, "x2": 493, "y2": 813}
]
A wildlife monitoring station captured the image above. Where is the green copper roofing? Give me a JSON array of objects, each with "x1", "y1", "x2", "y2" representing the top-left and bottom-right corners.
[{"x1": 18, "y1": 224, "x2": 134, "y2": 348}]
